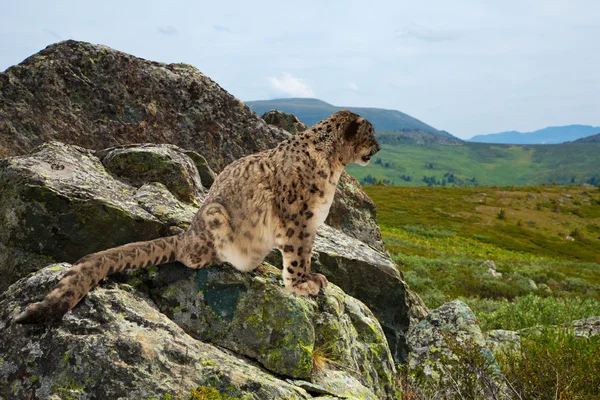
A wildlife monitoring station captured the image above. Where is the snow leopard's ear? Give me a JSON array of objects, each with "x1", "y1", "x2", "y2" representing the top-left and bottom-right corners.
[{"x1": 344, "y1": 117, "x2": 364, "y2": 141}]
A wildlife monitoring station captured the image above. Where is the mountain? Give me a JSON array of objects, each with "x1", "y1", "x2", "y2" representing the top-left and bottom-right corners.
[
  {"x1": 246, "y1": 98, "x2": 458, "y2": 139},
  {"x1": 572, "y1": 133, "x2": 600, "y2": 143},
  {"x1": 469, "y1": 125, "x2": 600, "y2": 144}
]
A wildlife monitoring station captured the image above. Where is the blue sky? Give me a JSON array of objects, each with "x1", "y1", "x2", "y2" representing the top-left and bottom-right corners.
[{"x1": 1, "y1": 0, "x2": 599, "y2": 139}]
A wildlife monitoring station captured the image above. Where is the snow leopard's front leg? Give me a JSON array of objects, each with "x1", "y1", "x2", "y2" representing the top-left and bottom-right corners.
[{"x1": 279, "y1": 231, "x2": 327, "y2": 296}]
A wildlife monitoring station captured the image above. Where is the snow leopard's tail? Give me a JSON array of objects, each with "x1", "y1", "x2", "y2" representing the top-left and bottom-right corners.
[{"x1": 15, "y1": 235, "x2": 181, "y2": 324}]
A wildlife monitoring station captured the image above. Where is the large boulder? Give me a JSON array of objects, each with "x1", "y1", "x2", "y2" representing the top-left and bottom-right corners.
[
  {"x1": 0, "y1": 141, "x2": 414, "y2": 366},
  {"x1": 0, "y1": 40, "x2": 289, "y2": 170},
  {"x1": 261, "y1": 109, "x2": 307, "y2": 136},
  {"x1": 128, "y1": 261, "x2": 398, "y2": 398},
  {"x1": 407, "y1": 300, "x2": 505, "y2": 399},
  {"x1": 0, "y1": 264, "x2": 313, "y2": 399}
]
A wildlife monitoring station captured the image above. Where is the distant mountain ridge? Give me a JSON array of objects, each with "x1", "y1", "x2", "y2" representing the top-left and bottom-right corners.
[
  {"x1": 572, "y1": 133, "x2": 600, "y2": 143},
  {"x1": 469, "y1": 125, "x2": 600, "y2": 144},
  {"x1": 246, "y1": 98, "x2": 459, "y2": 140}
]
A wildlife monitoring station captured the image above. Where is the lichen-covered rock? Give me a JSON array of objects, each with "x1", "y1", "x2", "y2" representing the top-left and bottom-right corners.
[
  {"x1": 98, "y1": 143, "x2": 205, "y2": 205},
  {"x1": 407, "y1": 300, "x2": 503, "y2": 399},
  {"x1": 261, "y1": 110, "x2": 308, "y2": 135},
  {"x1": 184, "y1": 151, "x2": 217, "y2": 188},
  {"x1": 134, "y1": 182, "x2": 199, "y2": 228},
  {"x1": 486, "y1": 316, "x2": 600, "y2": 352},
  {"x1": 326, "y1": 172, "x2": 387, "y2": 253},
  {"x1": 313, "y1": 224, "x2": 411, "y2": 363},
  {"x1": 485, "y1": 329, "x2": 521, "y2": 352},
  {"x1": 130, "y1": 261, "x2": 398, "y2": 398},
  {"x1": 0, "y1": 141, "x2": 169, "y2": 292},
  {"x1": 0, "y1": 141, "x2": 414, "y2": 367},
  {"x1": 0, "y1": 264, "x2": 313, "y2": 399},
  {"x1": 0, "y1": 40, "x2": 289, "y2": 170}
]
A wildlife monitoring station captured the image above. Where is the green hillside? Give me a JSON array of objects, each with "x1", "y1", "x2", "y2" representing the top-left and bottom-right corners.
[
  {"x1": 246, "y1": 98, "x2": 455, "y2": 137},
  {"x1": 345, "y1": 140, "x2": 600, "y2": 187}
]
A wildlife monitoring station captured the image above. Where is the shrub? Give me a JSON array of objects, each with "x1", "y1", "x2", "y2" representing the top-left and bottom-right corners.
[
  {"x1": 497, "y1": 328, "x2": 600, "y2": 399},
  {"x1": 477, "y1": 294, "x2": 600, "y2": 331},
  {"x1": 497, "y1": 209, "x2": 507, "y2": 220}
]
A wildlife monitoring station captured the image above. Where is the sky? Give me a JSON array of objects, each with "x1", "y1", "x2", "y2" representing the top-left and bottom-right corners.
[{"x1": 1, "y1": 0, "x2": 599, "y2": 139}]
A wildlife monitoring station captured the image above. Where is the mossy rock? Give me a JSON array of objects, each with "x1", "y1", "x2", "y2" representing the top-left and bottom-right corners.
[
  {"x1": 99, "y1": 144, "x2": 205, "y2": 205},
  {"x1": 0, "y1": 265, "x2": 312, "y2": 399}
]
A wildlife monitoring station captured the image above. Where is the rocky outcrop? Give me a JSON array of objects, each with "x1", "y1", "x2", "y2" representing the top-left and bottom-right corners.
[
  {"x1": 0, "y1": 265, "x2": 311, "y2": 399},
  {"x1": 0, "y1": 142, "x2": 412, "y2": 363},
  {"x1": 407, "y1": 300, "x2": 504, "y2": 399},
  {"x1": 0, "y1": 40, "x2": 289, "y2": 170},
  {"x1": 0, "y1": 141, "x2": 418, "y2": 398},
  {"x1": 261, "y1": 109, "x2": 307, "y2": 135}
]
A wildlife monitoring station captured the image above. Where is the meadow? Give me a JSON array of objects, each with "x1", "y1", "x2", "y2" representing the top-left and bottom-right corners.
[
  {"x1": 365, "y1": 185, "x2": 600, "y2": 399},
  {"x1": 346, "y1": 139, "x2": 600, "y2": 187}
]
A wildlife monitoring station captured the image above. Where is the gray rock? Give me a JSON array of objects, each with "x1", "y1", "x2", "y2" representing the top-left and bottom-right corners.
[
  {"x1": 527, "y1": 279, "x2": 538, "y2": 290},
  {"x1": 98, "y1": 143, "x2": 205, "y2": 205},
  {"x1": 481, "y1": 260, "x2": 498, "y2": 270},
  {"x1": 0, "y1": 141, "x2": 414, "y2": 366},
  {"x1": 313, "y1": 224, "x2": 412, "y2": 363},
  {"x1": 407, "y1": 300, "x2": 504, "y2": 399},
  {"x1": 485, "y1": 329, "x2": 521, "y2": 352},
  {"x1": 489, "y1": 268, "x2": 503, "y2": 278},
  {"x1": 0, "y1": 40, "x2": 289, "y2": 170},
  {"x1": 133, "y1": 261, "x2": 398, "y2": 398},
  {"x1": 0, "y1": 142, "x2": 168, "y2": 292},
  {"x1": 0, "y1": 264, "x2": 313, "y2": 399},
  {"x1": 184, "y1": 151, "x2": 217, "y2": 189},
  {"x1": 261, "y1": 110, "x2": 308, "y2": 136},
  {"x1": 571, "y1": 316, "x2": 600, "y2": 338}
]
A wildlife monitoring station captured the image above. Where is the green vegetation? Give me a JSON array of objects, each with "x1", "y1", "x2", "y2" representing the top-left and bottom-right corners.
[
  {"x1": 371, "y1": 184, "x2": 600, "y2": 399},
  {"x1": 346, "y1": 140, "x2": 600, "y2": 187},
  {"x1": 497, "y1": 329, "x2": 600, "y2": 399}
]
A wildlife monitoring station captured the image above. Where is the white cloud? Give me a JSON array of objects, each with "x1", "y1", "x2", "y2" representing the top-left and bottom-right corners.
[
  {"x1": 347, "y1": 82, "x2": 359, "y2": 91},
  {"x1": 157, "y1": 26, "x2": 177, "y2": 35},
  {"x1": 267, "y1": 73, "x2": 315, "y2": 97}
]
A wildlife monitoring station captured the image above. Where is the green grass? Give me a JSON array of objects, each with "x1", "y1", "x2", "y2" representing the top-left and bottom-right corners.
[
  {"x1": 345, "y1": 140, "x2": 600, "y2": 187},
  {"x1": 364, "y1": 185, "x2": 600, "y2": 323},
  {"x1": 370, "y1": 185, "x2": 600, "y2": 399},
  {"x1": 497, "y1": 329, "x2": 600, "y2": 399}
]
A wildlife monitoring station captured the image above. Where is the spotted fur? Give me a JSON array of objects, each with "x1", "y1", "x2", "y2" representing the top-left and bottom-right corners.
[{"x1": 15, "y1": 110, "x2": 380, "y2": 324}]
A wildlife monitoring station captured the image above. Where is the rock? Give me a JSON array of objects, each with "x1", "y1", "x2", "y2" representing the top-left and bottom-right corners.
[
  {"x1": 481, "y1": 260, "x2": 497, "y2": 270},
  {"x1": 570, "y1": 316, "x2": 600, "y2": 338},
  {"x1": 565, "y1": 235, "x2": 575, "y2": 241},
  {"x1": 0, "y1": 141, "x2": 169, "y2": 292},
  {"x1": 488, "y1": 268, "x2": 503, "y2": 278},
  {"x1": 184, "y1": 151, "x2": 217, "y2": 188},
  {"x1": 537, "y1": 283, "x2": 552, "y2": 293},
  {"x1": 0, "y1": 40, "x2": 289, "y2": 170},
  {"x1": 485, "y1": 329, "x2": 521, "y2": 352},
  {"x1": 0, "y1": 264, "x2": 314, "y2": 399},
  {"x1": 261, "y1": 110, "x2": 307, "y2": 135},
  {"x1": 313, "y1": 224, "x2": 412, "y2": 363},
  {"x1": 131, "y1": 261, "x2": 397, "y2": 398},
  {"x1": 98, "y1": 143, "x2": 205, "y2": 205},
  {"x1": 407, "y1": 300, "x2": 504, "y2": 399},
  {"x1": 0, "y1": 141, "x2": 413, "y2": 367},
  {"x1": 326, "y1": 172, "x2": 387, "y2": 253},
  {"x1": 527, "y1": 279, "x2": 538, "y2": 290},
  {"x1": 1, "y1": 40, "x2": 387, "y2": 255},
  {"x1": 527, "y1": 194, "x2": 537, "y2": 199}
]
